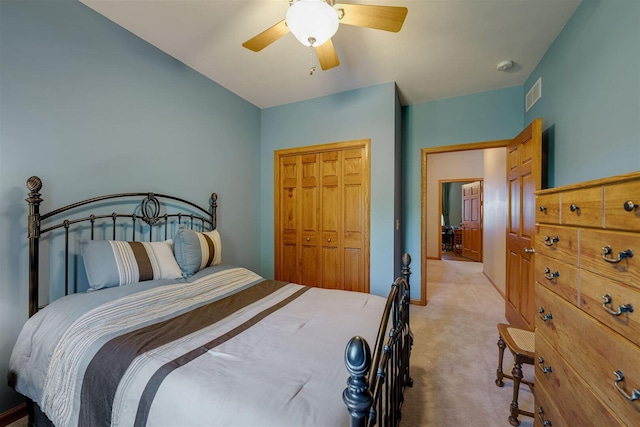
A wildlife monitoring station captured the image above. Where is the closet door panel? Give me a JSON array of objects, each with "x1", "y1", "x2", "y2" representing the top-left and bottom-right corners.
[
  {"x1": 322, "y1": 247, "x2": 340, "y2": 289},
  {"x1": 344, "y1": 248, "x2": 363, "y2": 292},
  {"x1": 300, "y1": 154, "x2": 320, "y2": 287},
  {"x1": 278, "y1": 156, "x2": 299, "y2": 282}
]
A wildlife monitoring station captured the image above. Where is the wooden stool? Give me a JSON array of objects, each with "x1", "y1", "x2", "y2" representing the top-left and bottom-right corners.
[{"x1": 495, "y1": 323, "x2": 535, "y2": 426}]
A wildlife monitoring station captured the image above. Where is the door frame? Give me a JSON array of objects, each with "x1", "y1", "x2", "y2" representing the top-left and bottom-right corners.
[
  {"x1": 420, "y1": 140, "x2": 510, "y2": 306},
  {"x1": 438, "y1": 178, "x2": 483, "y2": 260}
]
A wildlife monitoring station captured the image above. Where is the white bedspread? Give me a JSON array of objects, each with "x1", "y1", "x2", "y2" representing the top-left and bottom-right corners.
[{"x1": 9, "y1": 266, "x2": 386, "y2": 427}]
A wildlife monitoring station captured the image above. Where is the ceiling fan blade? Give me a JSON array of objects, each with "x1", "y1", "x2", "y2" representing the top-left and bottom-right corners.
[
  {"x1": 242, "y1": 19, "x2": 289, "y2": 52},
  {"x1": 316, "y1": 39, "x2": 340, "y2": 71},
  {"x1": 334, "y1": 4, "x2": 408, "y2": 32}
]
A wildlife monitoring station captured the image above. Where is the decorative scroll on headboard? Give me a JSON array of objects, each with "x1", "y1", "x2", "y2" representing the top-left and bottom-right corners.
[{"x1": 26, "y1": 176, "x2": 217, "y2": 317}]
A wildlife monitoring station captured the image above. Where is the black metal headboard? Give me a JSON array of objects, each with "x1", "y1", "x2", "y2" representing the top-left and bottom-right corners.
[{"x1": 26, "y1": 176, "x2": 217, "y2": 317}]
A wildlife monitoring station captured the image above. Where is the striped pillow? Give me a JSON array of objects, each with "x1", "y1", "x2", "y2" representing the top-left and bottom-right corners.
[
  {"x1": 173, "y1": 227, "x2": 222, "y2": 277},
  {"x1": 81, "y1": 240, "x2": 182, "y2": 291}
]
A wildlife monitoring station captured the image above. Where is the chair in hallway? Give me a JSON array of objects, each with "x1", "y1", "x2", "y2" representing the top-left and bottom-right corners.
[{"x1": 495, "y1": 323, "x2": 535, "y2": 426}]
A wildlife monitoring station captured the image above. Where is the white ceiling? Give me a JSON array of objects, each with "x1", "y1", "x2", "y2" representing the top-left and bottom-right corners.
[{"x1": 80, "y1": 0, "x2": 582, "y2": 109}]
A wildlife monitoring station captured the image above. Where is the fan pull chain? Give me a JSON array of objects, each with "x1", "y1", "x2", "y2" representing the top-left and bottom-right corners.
[
  {"x1": 310, "y1": 47, "x2": 317, "y2": 75},
  {"x1": 308, "y1": 37, "x2": 317, "y2": 75}
]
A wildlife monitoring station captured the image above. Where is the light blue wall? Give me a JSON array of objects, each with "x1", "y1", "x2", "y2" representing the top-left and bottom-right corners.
[
  {"x1": 524, "y1": 0, "x2": 640, "y2": 187},
  {"x1": 0, "y1": 0, "x2": 261, "y2": 411},
  {"x1": 402, "y1": 87, "x2": 524, "y2": 299},
  {"x1": 260, "y1": 82, "x2": 399, "y2": 297}
]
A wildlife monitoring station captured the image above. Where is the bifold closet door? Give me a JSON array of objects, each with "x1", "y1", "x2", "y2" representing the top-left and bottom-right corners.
[
  {"x1": 275, "y1": 140, "x2": 370, "y2": 293},
  {"x1": 341, "y1": 148, "x2": 367, "y2": 292}
]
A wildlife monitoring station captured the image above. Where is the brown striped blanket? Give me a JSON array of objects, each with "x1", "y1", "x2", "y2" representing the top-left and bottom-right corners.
[{"x1": 9, "y1": 266, "x2": 386, "y2": 426}]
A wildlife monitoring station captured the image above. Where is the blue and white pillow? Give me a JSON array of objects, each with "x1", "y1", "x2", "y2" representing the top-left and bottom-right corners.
[
  {"x1": 81, "y1": 239, "x2": 182, "y2": 291},
  {"x1": 173, "y1": 227, "x2": 222, "y2": 277}
]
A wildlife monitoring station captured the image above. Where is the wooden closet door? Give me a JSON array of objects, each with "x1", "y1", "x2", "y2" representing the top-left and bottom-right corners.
[
  {"x1": 275, "y1": 140, "x2": 370, "y2": 293},
  {"x1": 278, "y1": 155, "x2": 299, "y2": 283},
  {"x1": 320, "y1": 151, "x2": 341, "y2": 289},
  {"x1": 299, "y1": 154, "x2": 320, "y2": 287},
  {"x1": 342, "y1": 148, "x2": 367, "y2": 292}
]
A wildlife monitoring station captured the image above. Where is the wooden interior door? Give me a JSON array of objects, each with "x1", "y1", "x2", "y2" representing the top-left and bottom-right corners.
[
  {"x1": 505, "y1": 118, "x2": 543, "y2": 330},
  {"x1": 461, "y1": 181, "x2": 482, "y2": 261}
]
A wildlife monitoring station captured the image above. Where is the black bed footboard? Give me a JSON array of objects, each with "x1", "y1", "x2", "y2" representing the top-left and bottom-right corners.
[{"x1": 343, "y1": 253, "x2": 413, "y2": 427}]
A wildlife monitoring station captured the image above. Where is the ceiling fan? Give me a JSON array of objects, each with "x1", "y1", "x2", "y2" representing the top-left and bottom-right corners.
[{"x1": 242, "y1": 0, "x2": 408, "y2": 72}]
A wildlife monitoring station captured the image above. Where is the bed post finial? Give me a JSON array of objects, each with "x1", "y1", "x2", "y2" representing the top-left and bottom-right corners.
[
  {"x1": 401, "y1": 252, "x2": 411, "y2": 280},
  {"x1": 211, "y1": 193, "x2": 218, "y2": 229},
  {"x1": 343, "y1": 336, "x2": 373, "y2": 427},
  {"x1": 26, "y1": 176, "x2": 43, "y2": 317}
]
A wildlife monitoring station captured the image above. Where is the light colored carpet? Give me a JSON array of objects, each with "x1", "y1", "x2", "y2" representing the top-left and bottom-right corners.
[{"x1": 400, "y1": 260, "x2": 534, "y2": 427}]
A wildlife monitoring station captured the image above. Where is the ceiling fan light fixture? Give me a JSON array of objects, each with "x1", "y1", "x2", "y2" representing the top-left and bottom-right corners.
[{"x1": 286, "y1": 0, "x2": 339, "y2": 47}]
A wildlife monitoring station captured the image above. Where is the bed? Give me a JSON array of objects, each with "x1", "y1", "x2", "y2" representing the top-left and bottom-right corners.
[{"x1": 8, "y1": 176, "x2": 413, "y2": 427}]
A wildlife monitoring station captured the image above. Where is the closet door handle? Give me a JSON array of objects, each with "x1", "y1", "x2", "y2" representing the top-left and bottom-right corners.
[
  {"x1": 601, "y1": 245, "x2": 634, "y2": 264},
  {"x1": 613, "y1": 370, "x2": 640, "y2": 402},
  {"x1": 327, "y1": 238, "x2": 331, "y2": 242},
  {"x1": 524, "y1": 247, "x2": 536, "y2": 254},
  {"x1": 569, "y1": 204, "x2": 579, "y2": 212},
  {"x1": 623, "y1": 200, "x2": 637, "y2": 212},
  {"x1": 602, "y1": 295, "x2": 634, "y2": 316}
]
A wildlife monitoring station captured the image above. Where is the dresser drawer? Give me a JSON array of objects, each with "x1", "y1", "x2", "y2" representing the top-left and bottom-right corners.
[
  {"x1": 534, "y1": 380, "x2": 568, "y2": 427},
  {"x1": 580, "y1": 228, "x2": 640, "y2": 290},
  {"x1": 579, "y1": 269, "x2": 640, "y2": 347},
  {"x1": 605, "y1": 179, "x2": 640, "y2": 231},
  {"x1": 535, "y1": 225, "x2": 579, "y2": 266},
  {"x1": 537, "y1": 193, "x2": 560, "y2": 224},
  {"x1": 561, "y1": 187, "x2": 603, "y2": 227},
  {"x1": 535, "y1": 254, "x2": 579, "y2": 306},
  {"x1": 535, "y1": 332, "x2": 625, "y2": 426},
  {"x1": 536, "y1": 285, "x2": 640, "y2": 426}
]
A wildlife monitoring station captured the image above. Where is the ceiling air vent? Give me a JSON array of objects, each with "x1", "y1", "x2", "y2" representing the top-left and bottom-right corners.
[{"x1": 526, "y1": 77, "x2": 542, "y2": 112}]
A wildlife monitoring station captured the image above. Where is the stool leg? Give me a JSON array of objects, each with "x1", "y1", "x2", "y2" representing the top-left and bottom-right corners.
[
  {"x1": 495, "y1": 334, "x2": 506, "y2": 387},
  {"x1": 508, "y1": 359, "x2": 524, "y2": 426}
]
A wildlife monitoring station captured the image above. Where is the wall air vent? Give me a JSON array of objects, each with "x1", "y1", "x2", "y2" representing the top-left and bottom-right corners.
[{"x1": 526, "y1": 77, "x2": 542, "y2": 112}]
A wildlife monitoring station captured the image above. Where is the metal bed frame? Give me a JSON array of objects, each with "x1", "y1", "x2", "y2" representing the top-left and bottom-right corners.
[{"x1": 23, "y1": 175, "x2": 413, "y2": 427}]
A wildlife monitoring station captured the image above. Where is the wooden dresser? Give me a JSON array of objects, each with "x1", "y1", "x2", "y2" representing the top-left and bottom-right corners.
[{"x1": 533, "y1": 171, "x2": 640, "y2": 426}]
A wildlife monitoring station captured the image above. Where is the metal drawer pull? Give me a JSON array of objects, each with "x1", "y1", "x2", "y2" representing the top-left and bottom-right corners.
[
  {"x1": 539, "y1": 306, "x2": 553, "y2": 322},
  {"x1": 327, "y1": 238, "x2": 331, "y2": 242},
  {"x1": 602, "y1": 294, "x2": 634, "y2": 316},
  {"x1": 569, "y1": 204, "x2": 579, "y2": 212},
  {"x1": 601, "y1": 245, "x2": 634, "y2": 264},
  {"x1": 623, "y1": 200, "x2": 637, "y2": 212},
  {"x1": 544, "y1": 268, "x2": 560, "y2": 280},
  {"x1": 537, "y1": 357, "x2": 553, "y2": 374},
  {"x1": 543, "y1": 235, "x2": 560, "y2": 246},
  {"x1": 613, "y1": 370, "x2": 640, "y2": 402},
  {"x1": 537, "y1": 407, "x2": 552, "y2": 426},
  {"x1": 524, "y1": 247, "x2": 536, "y2": 254},
  {"x1": 306, "y1": 237, "x2": 310, "y2": 241},
  {"x1": 539, "y1": 206, "x2": 547, "y2": 212}
]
